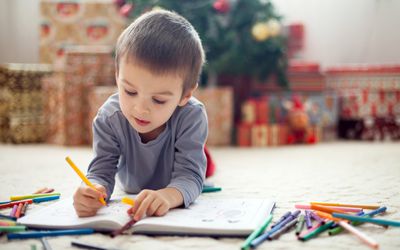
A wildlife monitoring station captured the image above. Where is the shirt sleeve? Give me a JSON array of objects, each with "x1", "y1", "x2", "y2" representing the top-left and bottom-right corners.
[
  {"x1": 86, "y1": 111, "x2": 121, "y2": 200},
  {"x1": 167, "y1": 105, "x2": 208, "y2": 207}
]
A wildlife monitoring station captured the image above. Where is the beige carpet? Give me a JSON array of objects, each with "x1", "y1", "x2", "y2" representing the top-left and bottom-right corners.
[{"x1": 0, "y1": 142, "x2": 399, "y2": 249}]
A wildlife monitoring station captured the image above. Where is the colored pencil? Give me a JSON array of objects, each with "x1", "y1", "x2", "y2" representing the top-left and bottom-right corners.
[
  {"x1": 241, "y1": 214, "x2": 272, "y2": 249},
  {"x1": 65, "y1": 156, "x2": 106, "y2": 206},
  {"x1": 7, "y1": 228, "x2": 94, "y2": 239},
  {"x1": 295, "y1": 204, "x2": 362, "y2": 213},
  {"x1": 0, "y1": 225, "x2": 26, "y2": 233},
  {"x1": 121, "y1": 197, "x2": 135, "y2": 206},
  {"x1": 332, "y1": 213, "x2": 400, "y2": 227},
  {"x1": 10, "y1": 193, "x2": 61, "y2": 201},
  {"x1": 338, "y1": 221, "x2": 379, "y2": 249},
  {"x1": 0, "y1": 199, "x2": 33, "y2": 209},
  {"x1": 298, "y1": 221, "x2": 334, "y2": 241},
  {"x1": 311, "y1": 202, "x2": 380, "y2": 210},
  {"x1": 14, "y1": 203, "x2": 24, "y2": 218},
  {"x1": 311, "y1": 204, "x2": 350, "y2": 214},
  {"x1": 295, "y1": 214, "x2": 305, "y2": 235}
]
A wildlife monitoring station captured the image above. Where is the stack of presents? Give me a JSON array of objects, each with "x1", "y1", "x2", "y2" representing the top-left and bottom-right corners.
[
  {"x1": 0, "y1": 0, "x2": 234, "y2": 147},
  {"x1": 1, "y1": 0, "x2": 123, "y2": 145},
  {"x1": 1, "y1": 1, "x2": 399, "y2": 146},
  {"x1": 236, "y1": 62, "x2": 400, "y2": 147},
  {"x1": 327, "y1": 65, "x2": 400, "y2": 141}
]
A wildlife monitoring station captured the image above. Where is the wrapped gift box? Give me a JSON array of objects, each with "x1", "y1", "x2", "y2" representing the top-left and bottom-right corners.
[
  {"x1": 338, "y1": 116, "x2": 400, "y2": 141},
  {"x1": 0, "y1": 66, "x2": 9, "y2": 142},
  {"x1": 42, "y1": 46, "x2": 115, "y2": 145},
  {"x1": 241, "y1": 92, "x2": 338, "y2": 128},
  {"x1": 326, "y1": 65, "x2": 400, "y2": 119},
  {"x1": 194, "y1": 87, "x2": 234, "y2": 146},
  {"x1": 40, "y1": 0, "x2": 126, "y2": 64},
  {"x1": 1, "y1": 64, "x2": 52, "y2": 143}
]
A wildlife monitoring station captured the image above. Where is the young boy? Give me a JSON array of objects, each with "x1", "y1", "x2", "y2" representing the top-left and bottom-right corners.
[{"x1": 73, "y1": 9, "x2": 208, "y2": 221}]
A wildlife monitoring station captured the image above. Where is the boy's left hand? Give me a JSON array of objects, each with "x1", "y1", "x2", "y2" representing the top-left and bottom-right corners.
[{"x1": 127, "y1": 188, "x2": 183, "y2": 221}]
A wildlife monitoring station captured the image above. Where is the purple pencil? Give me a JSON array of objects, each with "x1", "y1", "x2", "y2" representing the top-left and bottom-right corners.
[
  {"x1": 310, "y1": 211, "x2": 325, "y2": 225},
  {"x1": 305, "y1": 210, "x2": 313, "y2": 229}
]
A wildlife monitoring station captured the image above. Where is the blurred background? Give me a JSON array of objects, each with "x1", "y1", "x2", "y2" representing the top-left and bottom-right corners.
[{"x1": 0, "y1": 0, "x2": 399, "y2": 147}]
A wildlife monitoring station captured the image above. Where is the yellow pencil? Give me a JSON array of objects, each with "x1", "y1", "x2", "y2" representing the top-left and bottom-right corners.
[
  {"x1": 65, "y1": 156, "x2": 106, "y2": 206},
  {"x1": 121, "y1": 197, "x2": 135, "y2": 206}
]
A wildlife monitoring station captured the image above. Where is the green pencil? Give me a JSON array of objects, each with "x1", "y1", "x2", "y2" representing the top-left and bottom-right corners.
[
  {"x1": 299, "y1": 221, "x2": 334, "y2": 241},
  {"x1": 241, "y1": 214, "x2": 273, "y2": 250},
  {"x1": 202, "y1": 186, "x2": 222, "y2": 193},
  {"x1": 0, "y1": 225, "x2": 26, "y2": 233},
  {"x1": 332, "y1": 213, "x2": 400, "y2": 227}
]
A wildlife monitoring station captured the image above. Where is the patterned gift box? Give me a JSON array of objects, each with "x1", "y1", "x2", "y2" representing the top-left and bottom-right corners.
[
  {"x1": 251, "y1": 124, "x2": 269, "y2": 147},
  {"x1": 40, "y1": 0, "x2": 126, "y2": 64},
  {"x1": 194, "y1": 87, "x2": 234, "y2": 146},
  {"x1": 1, "y1": 64, "x2": 52, "y2": 143},
  {"x1": 338, "y1": 116, "x2": 400, "y2": 141},
  {"x1": 87, "y1": 85, "x2": 117, "y2": 143},
  {"x1": 43, "y1": 46, "x2": 115, "y2": 145},
  {"x1": 237, "y1": 123, "x2": 288, "y2": 147},
  {"x1": 241, "y1": 92, "x2": 339, "y2": 128},
  {"x1": 326, "y1": 65, "x2": 400, "y2": 119},
  {"x1": 237, "y1": 123, "x2": 252, "y2": 147}
]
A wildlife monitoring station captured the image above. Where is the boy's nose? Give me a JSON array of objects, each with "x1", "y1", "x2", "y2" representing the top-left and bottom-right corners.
[{"x1": 134, "y1": 101, "x2": 150, "y2": 115}]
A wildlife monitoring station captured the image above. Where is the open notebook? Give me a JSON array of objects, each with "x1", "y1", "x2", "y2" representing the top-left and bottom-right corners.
[{"x1": 18, "y1": 196, "x2": 275, "y2": 236}]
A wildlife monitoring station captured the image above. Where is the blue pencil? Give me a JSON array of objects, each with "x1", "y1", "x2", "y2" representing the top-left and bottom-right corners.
[
  {"x1": 32, "y1": 196, "x2": 60, "y2": 203},
  {"x1": 7, "y1": 228, "x2": 94, "y2": 239},
  {"x1": 332, "y1": 212, "x2": 400, "y2": 227}
]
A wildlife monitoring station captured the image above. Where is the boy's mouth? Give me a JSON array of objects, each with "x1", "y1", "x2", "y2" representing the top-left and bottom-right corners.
[{"x1": 134, "y1": 117, "x2": 150, "y2": 126}]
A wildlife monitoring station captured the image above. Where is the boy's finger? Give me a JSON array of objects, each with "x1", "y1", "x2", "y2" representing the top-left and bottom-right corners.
[
  {"x1": 134, "y1": 196, "x2": 155, "y2": 221},
  {"x1": 154, "y1": 203, "x2": 169, "y2": 216},
  {"x1": 84, "y1": 187, "x2": 106, "y2": 200},
  {"x1": 147, "y1": 199, "x2": 162, "y2": 216},
  {"x1": 130, "y1": 191, "x2": 148, "y2": 215}
]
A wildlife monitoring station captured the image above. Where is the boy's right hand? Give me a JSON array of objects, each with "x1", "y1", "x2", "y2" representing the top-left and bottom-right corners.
[{"x1": 73, "y1": 183, "x2": 107, "y2": 217}]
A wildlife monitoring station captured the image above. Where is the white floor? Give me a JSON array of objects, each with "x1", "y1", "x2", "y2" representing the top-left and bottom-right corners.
[{"x1": 0, "y1": 142, "x2": 399, "y2": 249}]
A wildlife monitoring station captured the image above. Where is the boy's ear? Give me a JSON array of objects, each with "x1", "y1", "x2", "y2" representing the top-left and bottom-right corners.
[{"x1": 178, "y1": 83, "x2": 198, "y2": 107}]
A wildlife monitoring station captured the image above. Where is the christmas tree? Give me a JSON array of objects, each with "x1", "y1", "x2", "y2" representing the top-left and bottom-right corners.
[{"x1": 114, "y1": 0, "x2": 288, "y2": 87}]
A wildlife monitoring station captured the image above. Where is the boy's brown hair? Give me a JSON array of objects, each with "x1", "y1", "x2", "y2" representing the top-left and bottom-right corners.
[{"x1": 115, "y1": 9, "x2": 205, "y2": 96}]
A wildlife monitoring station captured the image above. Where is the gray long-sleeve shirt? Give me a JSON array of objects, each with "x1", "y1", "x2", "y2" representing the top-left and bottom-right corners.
[{"x1": 86, "y1": 93, "x2": 208, "y2": 208}]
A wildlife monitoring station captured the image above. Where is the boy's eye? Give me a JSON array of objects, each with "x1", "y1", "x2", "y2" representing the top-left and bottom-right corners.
[
  {"x1": 124, "y1": 89, "x2": 137, "y2": 96},
  {"x1": 153, "y1": 98, "x2": 166, "y2": 105}
]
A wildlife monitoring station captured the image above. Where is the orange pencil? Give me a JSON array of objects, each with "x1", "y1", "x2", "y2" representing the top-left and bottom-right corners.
[
  {"x1": 315, "y1": 211, "x2": 348, "y2": 222},
  {"x1": 14, "y1": 203, "x2": 24, "y2": 218},
  {"x1": 311, "y1": 202, "x2": 380, "y2": 210},
  {"x1": 311, "y1": 204, "x2": 350, "y2": 214}
]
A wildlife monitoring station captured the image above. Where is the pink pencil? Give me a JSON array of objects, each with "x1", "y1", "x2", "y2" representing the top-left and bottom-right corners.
[
  {"x1": 10, "y1": 204, "x2": 18, "y2": 217},
  {"x1": 295, "y1": 204, "x2": 363, "y2": 213},
  {"x1": 338, "y1": 221, "x2": 379, "y2": 249}
]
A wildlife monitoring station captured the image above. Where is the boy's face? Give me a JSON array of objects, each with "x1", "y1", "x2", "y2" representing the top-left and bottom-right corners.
[{"x1": 116, "y1": 58, "x2": 193, "y2": 139}]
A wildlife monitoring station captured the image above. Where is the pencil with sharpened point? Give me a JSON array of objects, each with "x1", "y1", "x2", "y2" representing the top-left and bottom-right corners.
[{"x1": 65, "y1": 156, "x2": 106, "y2": 206}]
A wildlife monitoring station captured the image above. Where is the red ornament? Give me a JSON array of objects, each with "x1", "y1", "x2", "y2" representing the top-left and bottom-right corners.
[
  {"x1": 119, "y1": 3, "x2": 133, "y2": 17},
  {"x1": 213, "y1": 0, "x2": 230, "y2": 14}
]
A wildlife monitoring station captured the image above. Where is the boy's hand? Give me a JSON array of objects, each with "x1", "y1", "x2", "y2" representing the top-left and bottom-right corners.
[
  {"x1": 128, "y1": 188, "x2": 183, "y2": 221},
  {"x1": 73, "y1": 183, "x2": 107, "y2": 217}
]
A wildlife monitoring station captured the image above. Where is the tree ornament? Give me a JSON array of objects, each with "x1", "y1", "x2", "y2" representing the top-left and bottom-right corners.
[
  {"x1": 213, "y1": 0, "x2": 230, "y2": 14},
  {"x1": 152, "y1": 5, "x2": 163, "y2": 11},
  {"x1": 267, "y1": 19, "x2": 281, "y2": 37},
  {"x1": 113, "y1": 0, "x2": 126, "y2": 8},
  {"x1": 251, "y1": 22, "x2": 270, "y2": 42},
  {"x1": 119, "y1": 3, "x2": 133, "y2": 17}
]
